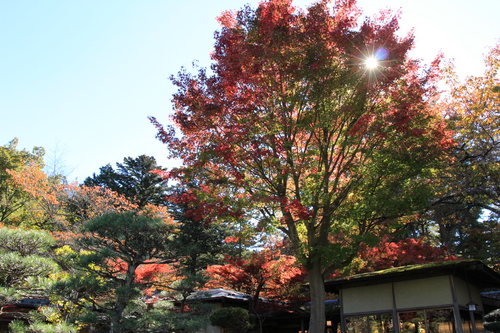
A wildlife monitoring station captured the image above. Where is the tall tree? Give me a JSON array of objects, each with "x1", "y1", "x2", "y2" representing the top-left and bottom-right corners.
[
  {"x1": 157, "y1": 185, "x2": 234, "y2": 313},
  {"x1": 151, "y1": 1, "x2": 451, "y2": 331},
  {"x1": 7, "y1": 163, "x2": 68, "y2": 230},
  {"x1": 168, "y1": 187, "x2": 230, "y2": 277},
  {"x1": 423, "y1": 42, "x2": 500, "y2": 263},
  {"x1": 0, "y1": 138, "x2": 44, "y2": 225},
  {"x1": 84, "y1": 155, "x2": 168, "y2": 207}
]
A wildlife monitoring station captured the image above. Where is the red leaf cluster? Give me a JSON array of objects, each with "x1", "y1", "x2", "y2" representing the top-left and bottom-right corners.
[
  {"x1": 205, "y1": 245, "x2": 306, "y2": 302},
  {"x1": 357, "y1": 238, "x2": 457, "y2": 273},
  {"x1": 135, "y1": 263, "x2": 175, "y2": 284}
]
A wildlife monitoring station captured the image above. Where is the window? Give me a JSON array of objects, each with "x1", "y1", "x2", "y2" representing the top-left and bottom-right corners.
[
  {"x1": 399, "y1": 309, "x2": 455, "y2": 333},
  {"x1": 460, "y1": 310, "x2": 483, "y2": 333},
  {"x1": 346, "y1": 314, "x2": 394, "y2": 333}
]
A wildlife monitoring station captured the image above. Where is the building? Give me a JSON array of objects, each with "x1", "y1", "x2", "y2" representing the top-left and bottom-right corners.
[
  {"x1": 186, "y1": 288, "x2": 309, "y2": 333},
  {"x1": 0, "y1": 298, "x2": 49, "y2": 332},
  {"x1": 324, "y1": 260, "x2": 500, "y2": 333}
]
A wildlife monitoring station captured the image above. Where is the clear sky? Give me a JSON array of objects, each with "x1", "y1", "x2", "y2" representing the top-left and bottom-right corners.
[{"x1": 1, "y1": 0, "x2": 498, "y2": 182}]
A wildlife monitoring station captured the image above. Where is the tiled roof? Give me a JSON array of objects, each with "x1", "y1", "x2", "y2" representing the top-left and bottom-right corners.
[{"x1": 188, "y1": 288, "x2": 252, "y2": 301}]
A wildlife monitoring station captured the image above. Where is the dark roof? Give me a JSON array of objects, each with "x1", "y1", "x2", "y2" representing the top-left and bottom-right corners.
[
  {"x1": 188, "y1": 288, "x2": 253, "y2": 302},
  {"x1": 184, "y1": 288, "x2": 257, "y2": 306},
  {"x1": 325, "y1": 260, "x2": 500, "y2": 293},
  {"x1": 17, "y1": 298, "x2": 50, "y2": 307}
]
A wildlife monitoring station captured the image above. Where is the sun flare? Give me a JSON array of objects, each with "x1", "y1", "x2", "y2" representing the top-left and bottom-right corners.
[{"x1": 365, "y1": 57, "x2": 379, "y2": 69}]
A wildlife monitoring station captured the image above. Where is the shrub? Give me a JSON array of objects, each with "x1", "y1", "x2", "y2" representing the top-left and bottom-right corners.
[
  {"x1": 209, "y1": 307, "x2": 252, "y2": 333},
  {"x1": 484, "y1": 309, "x2": 500, "y2": 333}
]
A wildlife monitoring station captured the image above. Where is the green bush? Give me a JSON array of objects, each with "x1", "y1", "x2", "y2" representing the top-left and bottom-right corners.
[
  {"x1": 209, "y1": 307, "x2": 252, "y2": 333},
  {"x1": 9, "y1": 320, "x2": 78, "y2": 333},
  {"x1": 484, "y1": 309, "x2": 500, "y2": 333}
]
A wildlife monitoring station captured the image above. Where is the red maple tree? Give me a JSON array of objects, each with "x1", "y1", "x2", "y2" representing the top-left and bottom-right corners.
[
  {"x1": 205, "y1": 243, "x2": 306, "y2": 310},
  {"x1": 151, "y1": 1, "x2": 452, "y2": 331}
]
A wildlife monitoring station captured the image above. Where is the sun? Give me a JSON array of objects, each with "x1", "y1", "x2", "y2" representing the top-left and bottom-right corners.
[{"x1": 365, "y1": 57, "x2": 379, "y2": 69}]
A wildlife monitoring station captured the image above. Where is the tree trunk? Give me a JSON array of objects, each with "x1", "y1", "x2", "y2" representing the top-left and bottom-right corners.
[
  {"x1": 110, "y1": 263, "x2": 137, "y2": 333},
  {"x1": 308, "y1": 259, "x2": 326, "y2": 333},
  {"x1": 110, "y1": 298, "x2": 127, "y2": 333}
]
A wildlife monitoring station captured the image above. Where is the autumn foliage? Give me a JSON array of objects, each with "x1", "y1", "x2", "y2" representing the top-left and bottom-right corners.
[
  {"x1": 6, "y1": 2, "x2": 500, "y2": 333},
  {"x1": 151, "y1": 0, "x2": 453, "y2": 264},
  {"x1": 356, "y1": 238, "x2": 457, "y2": 273},
  {"x1": 206, "y1": 245, "x2": 306, "y2": 306},
  {"x1": 423, "y1": 42, "x2": 500, "y2": 262},
  {"x1": 7, "y1": 163, "x2": 139, "y2": 230},
  {"x1": 151, "y1": 0, "x2": 454, "y2": 331}
]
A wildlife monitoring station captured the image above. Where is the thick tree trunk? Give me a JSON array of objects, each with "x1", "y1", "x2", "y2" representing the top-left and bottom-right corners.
[{"x1": 308, "y1": 260, "x2": 326, "y2": 333}]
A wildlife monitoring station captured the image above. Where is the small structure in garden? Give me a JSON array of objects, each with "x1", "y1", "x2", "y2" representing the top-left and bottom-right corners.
[
  {"x1": 324, "y1": 260, "x2": 500, "y2": 333},
  {"x1": 185, "y1": 288, "x2": 309, "y2": 333},
  {"x1": 0, "y1": 298, "x2": 49, "y2": 332}
]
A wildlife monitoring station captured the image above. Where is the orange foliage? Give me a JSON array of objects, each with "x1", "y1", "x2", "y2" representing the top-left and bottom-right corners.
[
  {"x1": 7, "y1": 164, "x2": 69, "y2": 228},
  {"x1": 135, "y1": 262, "x2": 176, "y2": 284},
  {"x1": 67, "y1": 185, "x2": 137, "y2": 222},
  {"x1": 7, "y1": 164, "x2": 140, "y2": 230},
  {"x1": 357, "y1": 238, "x2": 457, "y2": 273},
  {"x1": 206, "y1": 244, "x2": 306, "y2": 302},
  {"x1": 106, "y1": 257, "x2": 176, "y2": 286}
]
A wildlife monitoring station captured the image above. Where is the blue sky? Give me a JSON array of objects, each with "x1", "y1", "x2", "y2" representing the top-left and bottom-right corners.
[{"x1": 1, "y1": 0, "x2": 499, "y2": 182}]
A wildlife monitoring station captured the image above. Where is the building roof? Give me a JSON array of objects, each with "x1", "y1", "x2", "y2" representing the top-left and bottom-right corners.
[
  {"x1": 325, "y1": 260, "x2": 500, "y2": 293},
  {"x1": 189, "y1": 288, "x2": 252, "y2": 301},
  {"x1": 17, "y1": 298, "x2": 50, "y2": 307}
]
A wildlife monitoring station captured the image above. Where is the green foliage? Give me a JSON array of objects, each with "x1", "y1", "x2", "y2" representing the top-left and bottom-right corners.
[
  {"x1": 83, "y1": 155, "x2": 168, "y2": 207},
  {"x1": 170, "y1": 202, "x2": 229, "y2": 276},
  {"x1": 168, "y1": 273, "x2": 207, "y2": 302},
  {"x1": 0, "y1": 228, "x2": 59, "y2": 292},
  {"x1": 9, "y1": 319, "x2": 78, "y2": 333},
  {"x1": 51, "y1": 212, "x2": 176, "y2": 333},
  {"x1": 425, "y1": 43, "x2": 500, "y2": 263},
  {"x1": 0, "y1": 228, "x2": 64, "y2": 332},
  {"x1": 78, "y1": 212, "x2": 175, "y2": 277},
  {"x1": 0, "y1": 138, "x2": 45, "y2": 225},
  {"x1": 167, "y1": 189, "x2": 232, "y2": 297},
  {"x1": 136, "y1": 301, "x2": 212, "y2": 333},
  {"x1": 52, "y1": 271, "x2": 110, "y2": 303},
  {"x1": 209, "y1": 307, "x2": 253, "y2": 333},
  {"x1": 0, "y1": 228, "x2": 55, "y2": 256},
  {"x1": 0, "y1": 252, "x2": 58, "y2": 286},
  {"x1": 0, "y1": 286, "x2": 21, "y2": 307},
  {"x1": 58, "y1": 297, "x2": 211, "y2": 333}
]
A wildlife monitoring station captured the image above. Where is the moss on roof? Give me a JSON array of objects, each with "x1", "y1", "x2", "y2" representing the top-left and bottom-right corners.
[{"x1": 325, "y1": 259, "x2": 489, "y2": 287}]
